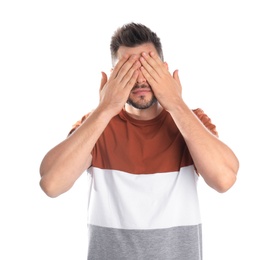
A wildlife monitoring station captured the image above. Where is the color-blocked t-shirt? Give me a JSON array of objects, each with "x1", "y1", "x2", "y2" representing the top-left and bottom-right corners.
[{"x1": 69, "y1": 108, "x2": 217, "y2": 260}]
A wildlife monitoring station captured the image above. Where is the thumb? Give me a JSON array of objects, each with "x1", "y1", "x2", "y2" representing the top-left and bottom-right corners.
[
  {"x1": 173, "y1": 69, "x2": 180, "y2": 83},
  {"x1": 173, "y1": 69, "x2": 182, "y2": 95},
  {"x1": 100, "y1": 71, "x2": 108, "y2": 92}
]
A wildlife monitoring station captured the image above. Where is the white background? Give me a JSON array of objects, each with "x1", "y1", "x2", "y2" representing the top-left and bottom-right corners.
[{"x1": 1, "y1": 0, "x2": 272, "y2": 259}]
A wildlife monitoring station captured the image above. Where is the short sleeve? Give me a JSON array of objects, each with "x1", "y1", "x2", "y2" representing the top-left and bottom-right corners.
[
  {"x1": 67, "y1": 112, "x2": 91, "y2": 136},
  {"x1": 192, "y1": 108, "x2": 218, "y2": 137}
]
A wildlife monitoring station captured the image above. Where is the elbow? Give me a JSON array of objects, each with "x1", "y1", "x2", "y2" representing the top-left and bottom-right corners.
[
  {"x1": 39, "y1": 176, "x2": 65, "y2": 198},
  {"x1": 215, "y1": 159, "x2": 239, "y2": 193},
  {"x1": 215, "y1": 178, "x2": 236, "y2": 193},
  {"x1": 214, "y1": 169, "x2": 238, "y2": 193}
]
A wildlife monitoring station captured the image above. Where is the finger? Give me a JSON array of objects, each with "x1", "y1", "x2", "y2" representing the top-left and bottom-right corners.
[
  {"x1": 142, "y1": 52, "x2": 165, "y2": 75},
  {"x1": 173, "y1": 69, "x2": 180, "y2": 84},
  {"x1": 140, "y1": 65, "x2": 157, "y2": 86},
  {"x1": 115, "y1": 55, "x2": 140, "y2": 83},
  {"x1": 110, "y1": 55, "x2": 130, "y2": 79},
  {"x1": 120, "y1": 60, "x2": 141, "y2": 88},
  {"x1": 173, "y1": 69, "x2": 182, "y2": 95},
  {"x1": 100, "y1": 71, "x2": 107, "y2": 92},
  {"x1": 112, "y1": 55, "x2": 138, "y2": 81},
  {"x1": 139, "y1": 53, "x2": 164, "y2": 82},
  {"x1": 149, "y1": 51, "x2": 165, "y2": 66},
  {"x1": 124, "y1": 69, "x2": 140, "y2": 90}
]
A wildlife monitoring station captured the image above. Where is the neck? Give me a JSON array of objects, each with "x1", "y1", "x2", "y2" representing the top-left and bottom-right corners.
[{"x1": 124, "y1": 103, "x2": 163, "y2": 120}]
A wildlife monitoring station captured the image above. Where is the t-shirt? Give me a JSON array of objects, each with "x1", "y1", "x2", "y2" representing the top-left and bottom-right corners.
[{"x1": 69, "y1": 108, "x2": 217, "y2": 260}]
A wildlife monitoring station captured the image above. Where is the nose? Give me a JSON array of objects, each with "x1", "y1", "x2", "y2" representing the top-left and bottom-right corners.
[{"x1": 136, "y1": 69, "x2": 147, "y2": 84}]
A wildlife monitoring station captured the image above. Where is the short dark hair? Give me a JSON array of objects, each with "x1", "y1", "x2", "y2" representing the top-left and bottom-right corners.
[{"x1": 110, "y1": 22, "x2": 163, "y2": 65}]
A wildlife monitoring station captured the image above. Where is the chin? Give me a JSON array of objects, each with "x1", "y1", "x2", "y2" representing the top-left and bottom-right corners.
[{"x1": 127, "y1": 97, "x2": 157, "y2": 110}]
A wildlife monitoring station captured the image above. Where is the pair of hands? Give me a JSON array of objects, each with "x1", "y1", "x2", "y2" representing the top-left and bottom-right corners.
[{"x1": 99, "y1": 51, "x2": 183, "y2": 115}]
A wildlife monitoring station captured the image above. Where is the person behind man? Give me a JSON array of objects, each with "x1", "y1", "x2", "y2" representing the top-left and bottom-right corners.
[{"x1": 39, "y1": 22, "x2": 239, "y2": 260}]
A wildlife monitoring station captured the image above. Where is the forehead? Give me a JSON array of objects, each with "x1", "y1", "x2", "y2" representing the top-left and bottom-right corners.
[{"x1": 117, "y1": 43, "x2": 157, "y2": 60}]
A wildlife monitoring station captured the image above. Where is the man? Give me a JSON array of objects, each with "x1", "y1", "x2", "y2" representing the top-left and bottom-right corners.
[{"x1": 40, "y1": 22, "x2": 239, "y2": 260}]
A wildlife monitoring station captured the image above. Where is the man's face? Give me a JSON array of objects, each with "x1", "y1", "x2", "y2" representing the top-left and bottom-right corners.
[{"x1": 116, "y1": 43, "x2": 158, "y2": 109}]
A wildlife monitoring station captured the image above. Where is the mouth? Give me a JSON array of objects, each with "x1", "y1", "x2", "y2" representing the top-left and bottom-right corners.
[{"x1": 131, "y1": 87, "x2": 152, "y2": 95}]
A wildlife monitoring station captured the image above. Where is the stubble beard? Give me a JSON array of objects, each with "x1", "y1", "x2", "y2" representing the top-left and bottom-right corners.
[{"x1": 126, "y1": 85, "x2": 157, "y2": 109}]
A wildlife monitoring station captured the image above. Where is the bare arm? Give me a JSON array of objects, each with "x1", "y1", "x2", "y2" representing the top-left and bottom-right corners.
[
  {"x1": 39, "y1": 108, "x2": 112, "y2": 197},
  {"x1": 39, "y1": 55, "x2": 141, "y2": 197},
  {"x1": 167, "y1": 102, "x2": 239, "y2": 192},
  {"x1": 140, "y1": 51, "x2": 239, "y2": 192}
]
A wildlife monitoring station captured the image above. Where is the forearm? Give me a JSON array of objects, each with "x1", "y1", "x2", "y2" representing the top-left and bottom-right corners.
[
  {"x1": 39, "y1": 106, "x2": 114, "y2": 197},
  {"x1": 169, "y1": 100, "x2": 239, "y2": 192}
]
